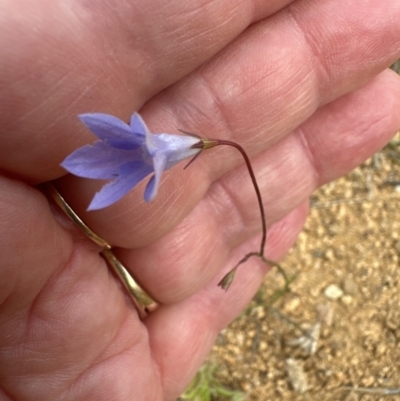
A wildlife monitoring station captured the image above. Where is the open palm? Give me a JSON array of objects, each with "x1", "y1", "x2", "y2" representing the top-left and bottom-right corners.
[{"x1": 1, "y1": 1, "x2": 400, "y2": 400}]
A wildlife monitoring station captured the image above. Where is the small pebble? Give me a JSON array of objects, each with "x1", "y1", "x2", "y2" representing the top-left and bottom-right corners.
[
  {"x1": 341, "y1": 295, "x2": 353, "y2": 305},
  {"x1": 283, "y1": 295, "x2": 301, "y2": 313},
  {"x1": 317, "y1": 303, "x2": 334, "y2": 326},
  {"x1": 343, "y1": 277, "x2": 358, "y2": 295},
  {"x1": 324, "y1": 284, "x2": 344, "y2": 300},
  {"x1": 285, "y1": 358, "x2": 308, "y2": 393}
]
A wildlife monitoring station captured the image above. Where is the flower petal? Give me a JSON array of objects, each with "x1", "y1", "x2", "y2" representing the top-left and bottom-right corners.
[
  {"x1": 87, "y1": 161, "x2": 154, "y2": 210},
  {"x1": 130, "y1": 112, "x2": 151, "y2": 136},
  {"x1": 150, "y1": 133, "x2": 201, "y2": 169},
  {"x1": 144, "y1": 151, "x2": 167, "y2": 202},
  {"x1": 79, "y1": 113, "x2": 144, "y2": 150},
  {"x1": 61, "y1": 141, "x2": 142, "y2": 179},
  {"x1": 118, "y1": 159, "x2": 153, "y2": 177}
]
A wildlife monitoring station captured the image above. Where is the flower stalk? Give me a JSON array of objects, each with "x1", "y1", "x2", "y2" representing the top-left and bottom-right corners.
[{"x1": 191, "y1": 136, "x2": 287, "y2": 291}]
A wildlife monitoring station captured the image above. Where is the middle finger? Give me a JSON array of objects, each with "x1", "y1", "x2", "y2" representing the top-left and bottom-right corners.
[{"x1": 116, "y1": 70, "x2": 400, "y2": 302}]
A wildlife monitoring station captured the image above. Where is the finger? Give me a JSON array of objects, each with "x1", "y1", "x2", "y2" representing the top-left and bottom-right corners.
[
  {"x1": 0, "y1": 178, "x2": 162, "y2": 400},
  {"x1": 58, "y1": 0, "x2": 400, "y2": 247},
  {"x1": 0, "y1": 0, "x2": 290, "y2": 181},
  {"x1": 145, "y1": 203, "x2": 308, "y2": 401},
  {"x1": 0, "y1": 179, "x2": 72, "y2": 314},
  {"x1": 116, "y1": 69, "x2": 400, "y2": 303}
]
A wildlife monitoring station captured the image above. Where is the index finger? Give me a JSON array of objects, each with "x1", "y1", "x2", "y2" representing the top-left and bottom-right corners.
[
  {"x1": 0, "y1": 0, "x2": 291, "y2": 181},
  {"x1": 58, "y1": 0, "x2": 400, "y2": 247}
]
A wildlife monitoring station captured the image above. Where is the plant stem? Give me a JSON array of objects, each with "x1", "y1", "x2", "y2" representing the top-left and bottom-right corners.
[
  {"x1": 189, "y1": 135, "x2": 290, "y2": 291},
  {"x1": 213, "y1": 139, "x2": 266, "y2": 256}
]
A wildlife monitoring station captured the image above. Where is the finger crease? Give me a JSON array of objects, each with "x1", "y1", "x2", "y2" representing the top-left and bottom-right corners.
[{"x1": 206, "y1": 174, "x2": 251, "y2": 249}]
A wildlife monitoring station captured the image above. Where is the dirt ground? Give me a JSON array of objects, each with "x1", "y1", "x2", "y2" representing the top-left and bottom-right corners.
[{"x1": 208, "y1": 133, "x2": 400, "y2": 401}]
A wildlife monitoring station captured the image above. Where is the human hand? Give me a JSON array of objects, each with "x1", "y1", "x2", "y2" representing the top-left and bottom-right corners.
[{"x1": 1, "y1": 0, "x2": 400, "y2": 400}]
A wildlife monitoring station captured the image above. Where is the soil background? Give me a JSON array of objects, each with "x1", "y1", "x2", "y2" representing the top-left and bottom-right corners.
[{"x1": 208, "y1": 132, "x2": 400, "y2": 400}]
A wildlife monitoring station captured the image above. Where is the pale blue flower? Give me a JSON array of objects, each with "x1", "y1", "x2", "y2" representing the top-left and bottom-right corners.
[{"x1": 61, "y1": 113, "x2": 202, "y2": 210}]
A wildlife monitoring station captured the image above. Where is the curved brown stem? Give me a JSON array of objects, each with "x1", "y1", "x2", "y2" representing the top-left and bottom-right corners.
[
  {"x1": 211, "y1": 139, "x2": 267, "y2": 257},
  {"x1": 188, "y1": 135, "x2": 289, "y2": 291}
]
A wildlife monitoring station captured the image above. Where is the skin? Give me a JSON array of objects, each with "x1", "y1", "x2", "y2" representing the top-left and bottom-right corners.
[{"x1": 0, "y1": 0, "x2": 400, "y2": 400}]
